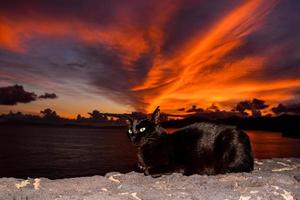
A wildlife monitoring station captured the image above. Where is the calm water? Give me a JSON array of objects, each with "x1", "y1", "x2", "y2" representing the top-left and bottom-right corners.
[{"x1": 0, "y1": 125, "x2": 300, "y2": 179}]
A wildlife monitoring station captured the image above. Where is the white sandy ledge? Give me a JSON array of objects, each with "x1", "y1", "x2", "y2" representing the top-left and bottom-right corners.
[{"x1": 0, "y1": 158, "x2": 299, "y2": 200}]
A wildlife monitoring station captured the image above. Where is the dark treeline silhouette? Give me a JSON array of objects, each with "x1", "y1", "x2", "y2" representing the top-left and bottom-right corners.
[
  {"x1": 0, "y1": 108, "x2": 169, "y2": 128},
  {"x1": 162, "y1": 113, "x2": 300, "y2": 136},
  {"x1": 0, "y1": 109, "x2": 123, "y2": 128},
  {"x1": 234, "y1": 98, "x2": 269, "y2": 117},
  {"x1": 1, "y1": 98, "x2": 300, "y2": 137},
  {"x1": 164, "y1": 99, "x2": 300, "y2": 138}
]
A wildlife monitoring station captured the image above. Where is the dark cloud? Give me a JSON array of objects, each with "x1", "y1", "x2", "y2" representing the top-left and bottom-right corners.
[
  {"x1": 235, "y1": 101, "x2": 251, "y2": 114},
  {"x1": 39, "y1": 93, "x2": 58, "y2": 99},
  {"x1": 236, "y1": 99, "x2": 269, "y2": 112},
  {"x1": 177, "y1": 107, "x2": 185, "y2": 111},
  {"x1": 186, "y1": 105, "x2": 204, "y2": 113},
  {"x1": 235, "y1": 98, "x2": 269, "y2": 117},
  {"x1": 0, "y1": 0, "x2": 127, "y2": 26},
  {"x1": 207, "y1": 104, "x2": 219, "y2": 112},
  {"x1": 251, "y1": 99, "x2": 269, "y2": 110},
  {"x1": 0, "y1": 85, "x2": 37, "y2": 105},
  {"x1": 67, "y1": 63, "x2": 86, "y2": 69},
  {"x1": 272, "y1": 103, "x2": 300, "y2": 115}
]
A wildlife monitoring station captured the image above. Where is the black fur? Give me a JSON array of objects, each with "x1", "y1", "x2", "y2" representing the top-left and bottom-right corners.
[{"x1": 126, "y1": 107, "x2": 254, "y2": 177}]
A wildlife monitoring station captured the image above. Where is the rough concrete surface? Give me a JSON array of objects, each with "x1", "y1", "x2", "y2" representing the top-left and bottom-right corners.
[{"x1": 0, "y1": 158, "x2": 299, "y2": 200}]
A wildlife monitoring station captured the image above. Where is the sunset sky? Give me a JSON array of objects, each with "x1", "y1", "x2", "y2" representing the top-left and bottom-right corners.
[{"x1": 0, "y1": 0, "x2": 300, "y2": 118}]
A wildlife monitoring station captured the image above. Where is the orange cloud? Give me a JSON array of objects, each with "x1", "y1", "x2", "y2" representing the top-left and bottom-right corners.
[
  {"x1": 131, "y1": 0, "x2": 284, "y2": 113},
  {"x1": 2, "y1": 0, "x2": 300, "y2": 116},
  {"x1": 0, "y1": 16, "x2": 149, "y2": 63}
]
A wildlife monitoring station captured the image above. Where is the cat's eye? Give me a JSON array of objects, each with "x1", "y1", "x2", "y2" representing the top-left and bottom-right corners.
[
  {"x1": 128, "y1": 129, "x2": 133, "y2": 134},
  {"x1": 139, "y1": 127, "x2": 146, "y2": 132}
]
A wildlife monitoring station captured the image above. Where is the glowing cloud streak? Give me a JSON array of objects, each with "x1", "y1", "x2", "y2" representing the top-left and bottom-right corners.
[
  {"x1": 132, "y1": 0, "x2": 281, "y2": 112},
  {"x1": 1, "y1": 0, "x2": 299, "y2": 116}
]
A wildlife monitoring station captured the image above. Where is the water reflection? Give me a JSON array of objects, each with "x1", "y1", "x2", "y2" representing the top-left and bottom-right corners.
[
  {"x1": 0, "y1": 125, "x2": 137, "y2": 179},
  {"x1": 247, "y1": 130, "x2": 300, "y2": 159},
  {"x1": 0, "y1": 125, "x2": 299, "y2": 179}
]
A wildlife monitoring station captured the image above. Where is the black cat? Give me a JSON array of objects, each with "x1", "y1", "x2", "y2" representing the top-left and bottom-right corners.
[{"x1": 126, "y1": 107, "x2": 254, "y2": 177}]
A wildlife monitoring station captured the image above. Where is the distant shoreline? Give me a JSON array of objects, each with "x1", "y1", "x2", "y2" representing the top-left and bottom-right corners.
[
  {"x1": 0, "y1": 121, "x2": 127, "y2": 129},
  {"x1": 1, "y1": 114, "x2": 300, "y2": 138}
]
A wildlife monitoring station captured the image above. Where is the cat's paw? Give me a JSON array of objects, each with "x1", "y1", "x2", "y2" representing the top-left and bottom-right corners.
[
  {"x1": 143, "y1": 167, "x2": 151, "y2": 176},
  {"x1": 133, "y1": 163, "x2": 145, "y2": 173},
  {"x1": 150, "y1": 174, "x2": 162, "y2": 178},
  {"x1": 138, "y1": 164, "x2": 145, "y2": 171}
]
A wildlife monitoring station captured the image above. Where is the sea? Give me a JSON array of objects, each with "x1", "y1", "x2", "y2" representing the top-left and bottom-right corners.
[{"x1": 0, "y1": 124, "x2": 299, "y2": 179}]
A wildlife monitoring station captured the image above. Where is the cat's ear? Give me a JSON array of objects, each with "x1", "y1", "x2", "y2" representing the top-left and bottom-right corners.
[{"x1": 151, "y1": 106, "x2": 160, "y2": 124}]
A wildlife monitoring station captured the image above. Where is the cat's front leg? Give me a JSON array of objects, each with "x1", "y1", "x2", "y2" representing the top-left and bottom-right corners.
[
  {"x1": 143, "y1": 166, "x2": 161, "y2": 177},
  {"x1": 143, "y1": 167, "x2": 151, "y2": 176},
  {"x1": 141, "y1": 165, "x2": 161, "y2": 177}
]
